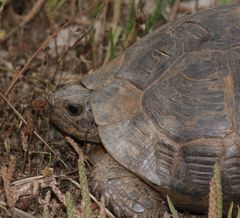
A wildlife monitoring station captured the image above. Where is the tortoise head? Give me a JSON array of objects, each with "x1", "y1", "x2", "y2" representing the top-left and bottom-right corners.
[{"x1": 49, "y1": 84, "x2": 100, "y2": 143}]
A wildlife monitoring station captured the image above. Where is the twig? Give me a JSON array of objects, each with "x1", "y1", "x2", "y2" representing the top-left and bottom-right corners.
[
  {"x1": 1, "y1": 156, "x2": 16, "y2": 208},
  {"x1": 67, "y1": 178, "x2": 116, "y2": 218},
  {"x1": 3, "y1": 4, "x2": 95, "y2": 98},
  {"x1": 1, "y1": 0, "x2": 46, "y2": 43},
  {"x1": 99, "y1": 196, "x2": 107, "y2": 218},
  {"x1": 0, "y1": 92, "x2": 71, "y2": 171},
  {"x1": 112, "y1": 0, "x2": 121, "y2": 27},
  {"x1": 50, "y1": 182, "x2": 82, "y2": 217},
  {"x1": 10, "y1": 207, "x2": 37, "y2": 218},
  {"x1": 169, "y1": 0, "x2": 180, "y2": 22},
  {"x1": 52, "y1": 26, "x2": 92, "y2": 83}
]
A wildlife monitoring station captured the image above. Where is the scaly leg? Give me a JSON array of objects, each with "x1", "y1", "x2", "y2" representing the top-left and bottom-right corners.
[{"x1": 90, "y1": 153, "x2": 166, "y2": 218}]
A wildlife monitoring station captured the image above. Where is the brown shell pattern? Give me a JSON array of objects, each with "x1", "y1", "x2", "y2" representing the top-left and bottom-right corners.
[{"x1": 82, "y1": 4, "x2": 240, "y2": 207}]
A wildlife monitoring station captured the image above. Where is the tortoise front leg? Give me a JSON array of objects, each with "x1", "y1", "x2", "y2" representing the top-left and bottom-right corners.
[{"x1": 90, "y1": 153, "x2": 166, "y2": 218}]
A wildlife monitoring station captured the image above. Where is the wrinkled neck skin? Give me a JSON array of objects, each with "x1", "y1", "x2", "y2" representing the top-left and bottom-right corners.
[
  {"x1": 50, "y1": 84, "x2": 101, "y2": 144},
  {"x1": 87, "y1": 143, "x2": 107, "y2": 165}
]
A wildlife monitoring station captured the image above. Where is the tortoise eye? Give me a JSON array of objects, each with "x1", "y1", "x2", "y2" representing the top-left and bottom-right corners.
[{"x1": 67, "y1": 104, "x2": 82, "y2": 116}]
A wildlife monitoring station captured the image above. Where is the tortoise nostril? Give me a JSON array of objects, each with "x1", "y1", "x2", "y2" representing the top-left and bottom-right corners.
[{"x1": 67, "y1": 104, "x2": 81, "y2": 116}]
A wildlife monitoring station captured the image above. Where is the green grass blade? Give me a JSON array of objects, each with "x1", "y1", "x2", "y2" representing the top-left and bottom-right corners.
[
  {"x1": 91, "y1": 2, "x2": 104, "y2": 18},
  {"x1": 227, "y1": 202, "x2": 233, "y2": 218},
  {"x1": 220, "y1": 0, "x2": 231, "y2": 5},
  {"x1": 237, "y1": 206, "x2": 240, "y2": 218},
  {"x1": 66, "y1": 192, "x2": 74, "y2": 218},
  {"x1": 145, "y1": 0, "x2": 176, "y2": 33},
  {"x1": 167, "y1": 195, "x2": 179, "y2": 218},
  {"x1": 214, "y1": 162, "x2": 222, "y2": 218},
  {"x1": 208, "y1": 178, "x2": 217, "y2": 218},
  {"x1": 113, "y1": 0, "x2": 121, "y2": 26},
  {"x1": 109, "y1": 27, "x2": 121, "y2": 60},
  {"x1": 104, "y1": 26, "x2": 121, "y2": 63},
  {"x1": 145, "y1": 0, "x2": 162, "y2": 33},
  {"x1": 109, "y1": 29, "x2": 115, "y2": 60},
  {"x1": 0, "y1": 0, "x2": 7, "y2": 9},
  {"x1": 78, "y1": 159, "x2": 93, "y2": 218},
  {"x1": 125, "y1": 0, "x2": 135, "y2": 39},
  {"x1": 47, "y1": 0, "x2": 65, "y2": 10}
]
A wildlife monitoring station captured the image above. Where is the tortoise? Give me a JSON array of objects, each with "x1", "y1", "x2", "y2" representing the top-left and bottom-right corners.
[{"x1": 49, "y1": 4, "x2": 240, "y2": 217}]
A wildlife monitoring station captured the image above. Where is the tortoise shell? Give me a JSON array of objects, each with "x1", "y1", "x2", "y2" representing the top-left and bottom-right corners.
[{"x1": 82, "y1": 4, "x2": 240, "y2": 210}]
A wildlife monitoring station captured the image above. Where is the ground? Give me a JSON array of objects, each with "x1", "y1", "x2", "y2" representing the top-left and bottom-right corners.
[{"x1": 0, "y1": 0, "x2": 237, "y2": 217}]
